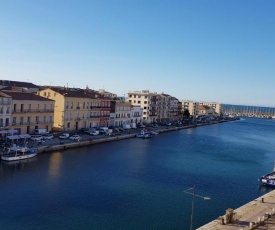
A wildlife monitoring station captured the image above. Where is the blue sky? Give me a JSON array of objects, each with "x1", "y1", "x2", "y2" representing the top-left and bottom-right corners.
[{"x1": 0, "y1": 0, "x2": 274, "y2": 106}]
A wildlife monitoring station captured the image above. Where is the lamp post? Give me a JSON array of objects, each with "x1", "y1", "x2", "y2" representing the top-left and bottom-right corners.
[{"x1": 183, "y1": 186, "x2": 211, "y2": 230}]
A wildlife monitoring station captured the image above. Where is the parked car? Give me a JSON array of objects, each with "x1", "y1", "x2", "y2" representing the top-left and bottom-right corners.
[
  {"x1": 30, "y1": 135, "x2": 43, "y2": 141},
  {"x1": 90, "y1": 130, "x2": 99, "y2": 136},
  {"x1": 42, "y1": 134, "x2": 54, "y2": 140},
  {"x1": 69, "y1": 134, "x2": 80, "y2": 141},
  {"x1": 59, "y1": 133, "x2": 70, "y2": 139}
]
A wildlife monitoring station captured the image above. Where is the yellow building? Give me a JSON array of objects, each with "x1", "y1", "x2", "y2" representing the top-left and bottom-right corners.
[
  {"x1": 38, "y1": 87, "x2": 111, "y2": 131},
  {"x1": 3, "y1": 91, "x2": 54, "y2": 134}
]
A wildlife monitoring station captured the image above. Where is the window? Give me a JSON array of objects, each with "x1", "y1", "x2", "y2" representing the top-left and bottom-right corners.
[
  {"x1": 0, "y1": 107, "x2": 3, "y2": 114},
  {"x1": 44, "y1": 92, "x2": 46, "y2": 96},
  {"x1": 43, "y1": 116, "x2": 46, "y2": 123},
  {"x1": 129, "y1": 100, "x2": 132, "y2": 103},
  {"x1": 28, "y1": 104, "x2": 31, "y2": 111},
  {"x1": 12, "y1": 117, "x2": 16, "y2": 125},
  {"x1": 44, "y1": 104, "x2": 47, "y2": 111},
  {"x1": 27, "y1": 117, "x2": 31, "y2": 124},
  {"x1": 47, "y1": 92, "x2": 50, "y2": 97},
  {"x1": 20, "y1": 117, "x2": 23, "y2": 125},
  {"x1": 144, "y1": 107, "x2": 147, "y2": 109},
  {"x1": 138, "y1": 101, "x2": 141, "y2": 104},
  {"x1": 36, "y1": 116, "x2": 39, "y2": 124},
  {"x1": 49, "y1": 116, "x2": 53, "y2": 123},
  {"x1": 66, "y1": 102, "x2": 69, "y2": 109}
]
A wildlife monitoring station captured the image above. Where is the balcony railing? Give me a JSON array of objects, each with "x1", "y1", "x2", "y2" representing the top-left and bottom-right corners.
[{"x1": 12, "y1": 109, "x2": 54, "y2": 114}]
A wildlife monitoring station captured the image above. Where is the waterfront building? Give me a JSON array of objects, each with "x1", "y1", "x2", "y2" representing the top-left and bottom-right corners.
[
  {"x1": 127, "y1": 90, "x2": 158, "y2": 123},
  {"x1": 0, "y1": 80, "x2": 39, "y2": 93},
  {"x1": 3, "y1": 91, "x2": 54, "y2": 134},
  {"x1": 127, "y1": 90, "x2": 180, "y2": 123},
  {"x1": 197, "y1": 105, "x2": 216, "y2": 117},
  {"x1": 130, "y1": 105, "x2": 143, "y2": 125},
  {"x1": 0, "y1": 91, "x2": 12, "y2": 130},
  {"x1": 110, "y1": 101, "x2": 131, "y2": 127},
  {"x1": 37, "y1": 87, "x2": 111, "y2": 131},
  {"x1": 182, "y1": 100, "x2": 221, "y2": 118}
]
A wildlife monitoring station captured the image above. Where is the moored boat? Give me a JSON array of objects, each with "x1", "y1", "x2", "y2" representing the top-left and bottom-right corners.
[{"x1": 1, "y1": 146, "x2": 38, "y2": 161}]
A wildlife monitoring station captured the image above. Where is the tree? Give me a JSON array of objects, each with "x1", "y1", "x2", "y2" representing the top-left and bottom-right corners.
[{"x1": 183, "y1": 109, "x2": 190, "y2": 119}]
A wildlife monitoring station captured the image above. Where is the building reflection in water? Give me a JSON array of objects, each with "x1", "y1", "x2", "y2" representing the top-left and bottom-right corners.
[{"x1": 48, "y1": 152, "x2": 63, "y2": 178}]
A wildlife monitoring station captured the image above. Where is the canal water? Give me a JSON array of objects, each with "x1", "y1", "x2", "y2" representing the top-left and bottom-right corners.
[{"x1": 1, "y1": 118, "x2": 275, "y2": 230}]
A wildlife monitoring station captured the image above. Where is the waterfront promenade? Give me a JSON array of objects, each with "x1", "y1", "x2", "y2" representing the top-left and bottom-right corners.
[
  {"x1": 198, "y1": 189, "x2": 275, "y2": 230},
  {"x1": 31, "y1": 119, "x2": 236, "y2": 154}
]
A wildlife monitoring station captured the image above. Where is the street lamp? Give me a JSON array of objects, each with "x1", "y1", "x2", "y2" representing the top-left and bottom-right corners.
[{"x1": 183, "y1": 186, "x2": 211, "y2": 230}]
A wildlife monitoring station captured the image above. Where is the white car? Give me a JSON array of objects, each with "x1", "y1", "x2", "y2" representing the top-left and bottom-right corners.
[
  {"x1": 59, "y1": 133, "x2": 70, "y2": 139},
  {"x1": 90, "y1": 130, "x2": 99, "y2": 136},
  {"x1": 69, "y1": 134, "x2": 80, "y2": 141},
  {"x1": 30, "y1": 135, "x2": 43, "y2": 141},
  {"x1": 42, "y1": 134, "x2": 54, "y2": 140}
]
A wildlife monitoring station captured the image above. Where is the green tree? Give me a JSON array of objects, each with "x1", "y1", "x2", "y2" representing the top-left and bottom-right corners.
[{"x1": 183, "y1": 109, "x2": 190, "y2": 119}]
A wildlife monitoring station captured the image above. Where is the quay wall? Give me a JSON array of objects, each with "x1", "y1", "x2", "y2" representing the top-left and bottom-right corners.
[{"x1": 36, "y1": 119, "x2": 236, "y2": 154}]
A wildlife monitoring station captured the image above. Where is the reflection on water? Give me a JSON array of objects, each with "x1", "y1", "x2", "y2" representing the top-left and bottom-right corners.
[
  {"x1": 0, "y1": 118, "x2": 275, "y2": 230},
  {"x1": 48, "y1": 152, "x2": 62, "y2": 178}
]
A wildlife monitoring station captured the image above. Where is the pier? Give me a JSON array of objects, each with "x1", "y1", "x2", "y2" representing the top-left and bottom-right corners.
[{"x1": 198, "y1": 189, "x2": 275, "y2": 229}]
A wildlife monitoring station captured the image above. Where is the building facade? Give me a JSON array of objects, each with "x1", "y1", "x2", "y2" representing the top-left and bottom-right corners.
[
  {"x1": 38, "y1": 87, "x2": 111, "y2": 131},
  {"x1": 4, "y1": 91, "x2": 54, "y2": 134},
  {"x1": 110, "y1": 101, "x2": 131, "y2": 127},
  {"x1": 0, "y1": 91, "x2": 12, "y2": 130}
]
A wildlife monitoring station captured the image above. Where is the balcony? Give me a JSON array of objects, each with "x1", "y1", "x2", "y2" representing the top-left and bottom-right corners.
[{"x1": 12, "y1": 109, "x2": 54, "y2": 114}]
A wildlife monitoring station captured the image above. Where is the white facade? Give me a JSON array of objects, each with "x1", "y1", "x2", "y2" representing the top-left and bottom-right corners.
[
  {"x1": 0, "y1": 92, "x2": 12, "y2": 130},
  {"x1": 130, "y1": 105, "x2": 143, "y2": 124},
  {"x1": 113, "y1": 101, "x2": 131, "y2": 127},
  {"x1": 127, "y1": 90, "x2": 157, "y2": 123}
]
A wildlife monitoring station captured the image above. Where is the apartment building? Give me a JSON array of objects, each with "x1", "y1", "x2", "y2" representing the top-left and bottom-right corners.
[
  {"x1": 182, "y1": 100, "x2": 221, "y2": 118},
  {"x1": 157, "y1": 94, "x2": 180, "y2": 122},
  {"x1": 0, "y1": 91, "x2": 12, "y2": 130},
  {"x1": 127, "y1": 90, "x2": 157, "y2": 123},
  {"x1": 110, "y1": 101, "x2": 131, "y2": 127},
  {"x1": 130, "y1": 105, "x2": 143, "y2": 124},
  {"x1": 197, "y1": 105, "x2": 216, "y2": 117},
  {"x1": 199, "y1": 102, "x2": 221, "y2": 115},
  {"x1": 3, "y1": 91, "x2": 54, "y2": 134},
  {"x1": 128, "y1": 90, "x2": 180, "y2": 123},
  {"x1": 38, "y1": 87, "x2": 111, "y2": 131}
]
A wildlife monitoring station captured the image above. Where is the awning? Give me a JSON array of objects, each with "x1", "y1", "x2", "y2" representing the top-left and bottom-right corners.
[
  {"x1": 19, "y1": 134, "x2": 31, "y2": 139},
  {"x1": 6, "y1": 134, "x2": 31, "y2": 140},
  {"x1": 7, "y1": 135, "x2": 20, "y2": 140},
  {"x1": 0, "y1": 130, "x2": 19, "y2": 134}
]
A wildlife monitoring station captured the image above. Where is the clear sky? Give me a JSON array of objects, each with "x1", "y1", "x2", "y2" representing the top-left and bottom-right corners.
[{"x1": 0, "y1": 0, "x2": 274, "y2": 106}]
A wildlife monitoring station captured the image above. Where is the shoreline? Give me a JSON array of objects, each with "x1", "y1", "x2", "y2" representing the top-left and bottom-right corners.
[{"x1": 36, "y1": 118, "x2": 237, "y2": 154}]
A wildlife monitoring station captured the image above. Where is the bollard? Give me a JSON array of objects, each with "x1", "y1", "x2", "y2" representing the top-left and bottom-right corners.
[
  {"x1": 261, "y1": 197, "x2": 264, "y2": 203},
  {"x1": 221, "y1": 217, "x2": 225, "y2": 225},
  {"x1": 249, "y1": 222, "x2": 253, "y2": 229}
]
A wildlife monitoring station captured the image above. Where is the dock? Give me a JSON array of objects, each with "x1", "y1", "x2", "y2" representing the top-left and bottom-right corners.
[{"x1": 198, "y1": 189, "x2": 275, "y2": 230}]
